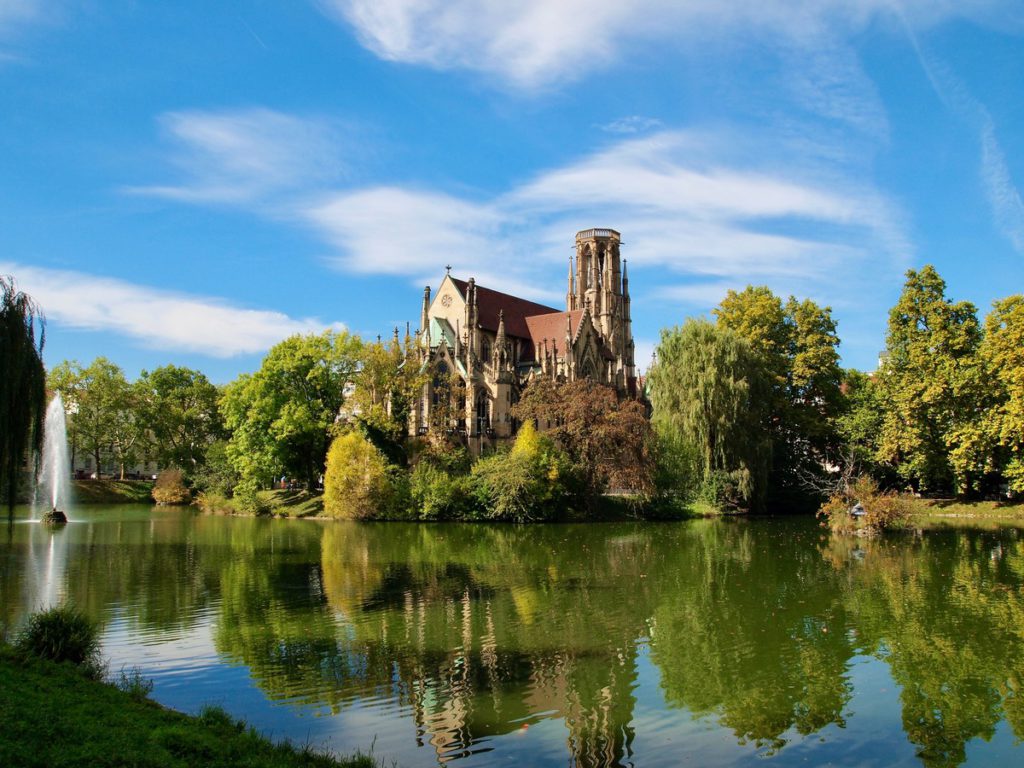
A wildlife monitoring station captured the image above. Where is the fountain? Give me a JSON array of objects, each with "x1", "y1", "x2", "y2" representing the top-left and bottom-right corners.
[{"x1": 38, "y1": 393, "x2": 71, "y2": 524}]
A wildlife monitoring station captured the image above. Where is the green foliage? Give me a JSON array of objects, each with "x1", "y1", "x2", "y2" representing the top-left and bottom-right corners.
[
  {"x1": 113, "y1": 666, "x2": 154, "y2": 701},
  {"x1": 979, "y1": 295, "x2": 1024, "y2": 494},
  {"x1": 648, "y1": 318, "x2": 771, "y2": 511},
  {"x1": 151, "y1": 469, "x2": 192, "y2": 505},
  {"x1": 188, "y1": 439, "x2": 239, "y2": 495},
  {"x1": 48, "y1": 357, "x2": 144, "y2": 480},
  {"x1": 0, "y1": 276, "x2": 46, "y2": 514},
  {"x1": 348, "y1": 333, "x2": 424, "y2": 452},
  {"x1": 714, "y1": 287, "x2": 844, "y2": 507},
  {"x1": 876, "y1": 266, "x2": 984, "y2": 494},
  {"x1": 15, "y1": 606, "x2": 101, "y2": 674},
  {"x1": 221, "y1": 331, "x2": 363, "y2": 490},
  {"x1": 323, "y1": 430, "x2": 405, "y2": 519},
  {"x1": 136, "y1": 365, "x2": 223, "y2": 472},
  {"x1": 470, "y1": 426, "x2": 576, "y2": 522},
  {"x1": 409, "y1": 461, "x2": 478, "y2": 520}
]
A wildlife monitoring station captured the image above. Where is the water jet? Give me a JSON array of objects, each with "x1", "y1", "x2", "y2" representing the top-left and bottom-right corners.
[{"x1": 37, "y1": 393, "x2": 71, "y2": 525}]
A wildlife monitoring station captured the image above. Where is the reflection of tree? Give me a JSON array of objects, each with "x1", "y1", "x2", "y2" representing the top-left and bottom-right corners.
[
  {"x1": 822, "y1": 530, "x2": 1024, "y2": 767},
  {"x1": 651, "y1": 520, "x2": 853, "y2": 752},
  {"x1": 318, "y1": 523, "x2": 651, "y2": 767}
]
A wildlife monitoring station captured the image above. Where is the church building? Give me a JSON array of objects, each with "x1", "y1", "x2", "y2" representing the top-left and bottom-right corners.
[{"x1": 411, "y1": 228, "x2": 637, "y2": 448}]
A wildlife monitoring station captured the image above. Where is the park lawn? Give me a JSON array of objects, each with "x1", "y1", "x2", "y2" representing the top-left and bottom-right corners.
[
  {"x1": 71, "y1": 479, "x2": 154, "y2": 504},
  {"x1": 258, "y1": 489, "x2": 325, "y2": 518},
  {"x1": 907, "y1": 497, "x2": 1024, "y2": 518},
  {"x1": 0, "y1": 645, "x2": 375, "y2": 768}
]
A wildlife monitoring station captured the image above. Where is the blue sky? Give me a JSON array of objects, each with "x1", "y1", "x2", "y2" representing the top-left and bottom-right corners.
[{"x1": 2, "y1": 1, "x2": 1023, "y2": 382}]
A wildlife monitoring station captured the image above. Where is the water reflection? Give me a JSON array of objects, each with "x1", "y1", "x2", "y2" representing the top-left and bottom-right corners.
[{"x1": 3, "y1": 510, "x2": 1024, "y2": 766}]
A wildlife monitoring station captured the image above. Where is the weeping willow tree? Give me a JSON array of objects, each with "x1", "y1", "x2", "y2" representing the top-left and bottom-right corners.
[
  {"x1": 1, "y1": 276, "x2": 46, "y2": 516},
  {"x1": 647, "y1": 318, "x2": 771, "y2": 511}
]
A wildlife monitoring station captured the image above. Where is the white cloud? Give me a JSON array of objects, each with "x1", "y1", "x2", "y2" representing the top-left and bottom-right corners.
[
  {"x1": 127, "y1": 108, "x2": 347, "y2": 204},
  {"x1": 320, "y1": 0, "x2": 1019, "y2": 90},
  {"x1": 2, "y1": 263, "x2": 345, "y2": 357},
  {"x1": 301, "y1": 129, "x2": 906, "y2": 310}
]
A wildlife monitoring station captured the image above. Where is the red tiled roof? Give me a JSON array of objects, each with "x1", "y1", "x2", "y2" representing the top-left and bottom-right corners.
[
  {"x1": 450, "y1": 278, "x2": 561, "y2": 340},
  {"x1": 524, "y1": 310, "x2": 584, "y2": 356}
]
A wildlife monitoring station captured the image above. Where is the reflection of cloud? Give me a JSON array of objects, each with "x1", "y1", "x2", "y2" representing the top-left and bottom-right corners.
[
  {"x1": 126, "y1": 108, "x2": 347, "y2": 204},
  {"x1": 2, "y1": 263, "x2": 344, "y2": 357}
]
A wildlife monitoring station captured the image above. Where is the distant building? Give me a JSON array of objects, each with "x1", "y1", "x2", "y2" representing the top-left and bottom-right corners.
[{"x1": 411, "y1": 228, "x2": 638, "y2": 448}]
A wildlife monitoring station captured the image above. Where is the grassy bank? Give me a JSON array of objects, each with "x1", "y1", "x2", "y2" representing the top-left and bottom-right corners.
[
  {"x1": 0, "y1": 644, "x2": 374, "y2": 768},
  {"x1": 197, "y1": 489, "x2": 324, "y2": 518},
  {"x1": 71, "y1": 479, "x2": 154, "y2": 505},
  {"x1": 907, "y1": 497, "x2": 1024, "y2": 519}
]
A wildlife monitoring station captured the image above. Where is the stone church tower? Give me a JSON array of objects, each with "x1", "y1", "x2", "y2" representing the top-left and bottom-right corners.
[{"x1": 410, "y1": 228, "x2": 638, "y2": 450}]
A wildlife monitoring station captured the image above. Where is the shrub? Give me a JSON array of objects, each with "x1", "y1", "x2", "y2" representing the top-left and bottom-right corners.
[
  {"x1": 16, "y1": 605, "x2": 102, "y2": 674},
  {"x1": 113, "y1": 666, "x2": 154, "y2": 701},
  {"x1": 324, "y1": 431, "x2": 406, "y2": 519},
  {"x1": 152, "y1": 468, "x2": 192, "y2": 505},
  {"x1": 470, "y1": 426, "x2": 577, "y2": 522},
  {"x1": 819, "y1": 476, "x2": 911, "y2": 535},
  {"x1": 409, "y1": 461, "x2": 479, "y2": 520}
]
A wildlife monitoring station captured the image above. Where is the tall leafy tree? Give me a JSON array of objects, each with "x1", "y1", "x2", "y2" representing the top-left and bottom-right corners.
[
  {"x1": 512, "y1": 378, "x2": 654, "y2": 500},
  {"x1": 48, "y1": 358, "x2": 141, "y2": 479},
  {"x1": 0, "y1": 276, "x2": 46, "y2": 514},
  {"x1": 647, "y1": 318, "x2": 771, "y2": 510},
  {"x1": 714, "y1": 287, "x2": 843, "y2": 506},
  {"x1": 876, "y1": 266, "x2": 983, "y2": 493},
  {"x1": 221, "y1": 330, "x2": 363, "y2": 491},
  {"x1": 136, "y1": 365, "x2": 223, "y2": 471},
  {"x1": 978, "y1": 295, "x2": 1024, "y2": 492}
]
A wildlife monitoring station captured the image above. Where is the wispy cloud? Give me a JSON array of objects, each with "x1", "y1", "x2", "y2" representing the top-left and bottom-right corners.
[
  {"x1": 2, "y1": 263, "x2": 345, "y2": 357},
  {"x1": 126, "y1": 108, "x2": 348, "y2": 204},
  {"x1": 904, "y1": 27, "x2": 1024, "y2": 253},
  {"x1": 320, "y1": 0, "x2": 1020, "y2": 91},
  {"x1": 301, "y1": 129, "x2": 906, "y2": 308},
  {"x1": 134, "y1": 107, "x2": 908, "y2": 311}
]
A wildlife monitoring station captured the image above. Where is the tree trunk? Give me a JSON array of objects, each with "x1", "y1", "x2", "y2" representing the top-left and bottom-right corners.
[{"x1": 94, "y1": 448, "x2": 102, "y2": 479}]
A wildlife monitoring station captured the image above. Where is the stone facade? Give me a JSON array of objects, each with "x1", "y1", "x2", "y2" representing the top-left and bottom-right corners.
[{"x1": 410, "y1": 228, "x2": 637, "y2": 449}]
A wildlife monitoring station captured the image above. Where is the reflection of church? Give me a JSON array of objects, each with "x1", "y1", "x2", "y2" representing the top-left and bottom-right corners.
[{"x1": 411, "y1": 228, "x2": 638, "y2": 445}]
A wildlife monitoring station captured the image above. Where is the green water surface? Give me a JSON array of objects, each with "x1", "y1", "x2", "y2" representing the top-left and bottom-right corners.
[{"x1": 2, "y1": 507, "x2": 1023, "y2": 767}]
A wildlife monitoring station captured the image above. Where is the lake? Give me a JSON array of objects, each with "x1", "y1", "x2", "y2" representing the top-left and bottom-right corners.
[{"x1": 3, "y1": 507, "x2": 1024, "y2": 767}]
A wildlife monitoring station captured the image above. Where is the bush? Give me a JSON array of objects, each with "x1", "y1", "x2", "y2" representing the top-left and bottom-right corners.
[
  {"x1": 819, "y1": 476, "x2": 911, "y2": 535},
  {"x1": 470, "y1": 424, "x2": 577, "y2": 522},
  {"x1": 113, "y1": 666, "x2": 154, "y2": 701},
  {"x1": 16, "y1": 605, "x2": 102, "y2": 675},
  {"x1": 409, "y1": 461, "x2": 479, "y2": 520},
  {"x1": 152, "y1": 469, "x2": 192, "y2": 505},
  {"x1": 324, "y1": 431, "x2": 406, "y2": 519}
]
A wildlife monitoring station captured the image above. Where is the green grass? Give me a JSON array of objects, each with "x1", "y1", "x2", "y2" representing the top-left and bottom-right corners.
[
  {"x1": 0, "y1": 644, "x2": 377, "y2": 768},
  {"x1": 71, "y1": 479, "x2": 154, "y2": 505},
  {"x1": 907, "y1": 497, "x2": 1024, "y2": 518},
  {"x1": 196, "y1": 489, "x2": 324, "y2": 518}
]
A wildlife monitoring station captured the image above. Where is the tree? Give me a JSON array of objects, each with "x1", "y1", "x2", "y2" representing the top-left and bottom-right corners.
[
  {"x1": 49, "y1": 358, "x2": 141, "y2": 479},
  {"x1": 714, "y1": 287, "x2": 844, "y2": 506},
  {"x1": 323, "y1": 430, "x2": 401, "y2": 519},
  {"x1": 979, "y1": 295, "x2": 1024, "y2": 493},
  {"x1": 135, "y1": 365, "x2": 223, "y2": 472},
  {"x1": 876, "y1": 266, "x2": 983, "y2": 493},
  {"x1": 221, "y1": 330, "x2": 363, "y2": 491},
  {"x1": 512, "y1": 378, "x2": 654, "y2": 501},
  {"x1": 647, "y1": 319, "x2": 771, "y2": 510},
  {"x1": 0, "y1": 276, "x2": 46, "y2": 514}
]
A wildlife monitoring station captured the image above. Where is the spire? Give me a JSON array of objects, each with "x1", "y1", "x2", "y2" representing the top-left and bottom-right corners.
[
  {"x1": 566, "y1": 254, "x2": 575, "y2": 311},
  {"x1": 420, "y1": 285, "x2": 431, "y2": 341}
]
